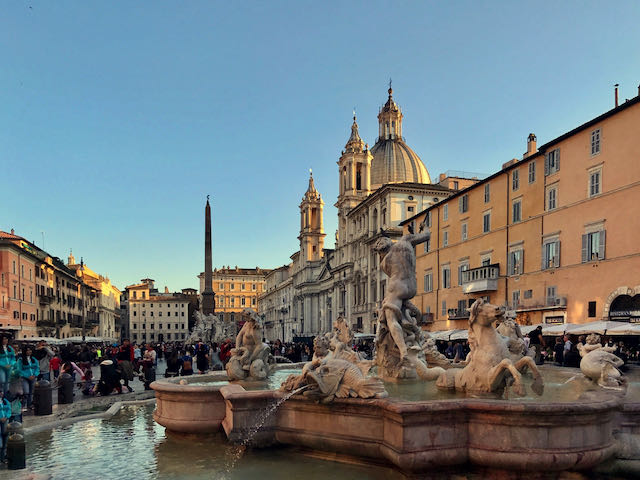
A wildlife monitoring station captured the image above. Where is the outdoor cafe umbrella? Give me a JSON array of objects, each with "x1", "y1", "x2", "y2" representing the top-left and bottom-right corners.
[
  {"x1": 541, "y1": 323, "x2": 579, "y2": 335},
  {"x1": 599, "y1": 322, "x2": 640, "y2": 336},
  {"x1": 568, "y1": 320, "x2": 629, "y2": 335}
]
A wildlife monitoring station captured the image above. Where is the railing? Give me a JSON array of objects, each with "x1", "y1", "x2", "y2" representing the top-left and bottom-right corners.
[
  {"x1": 39, "y1": 294, "x2": 54, "y2": 305},
  {"x1": 419, "y1": 312, "x2": 434, "y2": 325},
  {"x1": 447, "y1": 309, "x2": 470, "y2": 320},
  {"x1": 461, "y1": 264, "x2": 500, "y2": 283}
]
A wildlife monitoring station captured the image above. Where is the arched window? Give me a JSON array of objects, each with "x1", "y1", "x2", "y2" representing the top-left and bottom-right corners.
[{"x1": 372, "y1": 208, "x2": 378, "y2": 231}]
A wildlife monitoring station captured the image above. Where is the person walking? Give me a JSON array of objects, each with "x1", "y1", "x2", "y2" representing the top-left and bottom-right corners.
[
  {"x1": 0, "y1": 389, "x2": 10, "y2": 464},
  {"x1": 195, "y1": 341, "x2": 209, "y2": 375},
  {"x1": 142, "y1": 344, "x2": 157, "y2": 390},
  {"x1": 35, "y1": 340, "x2": 55, "y2": 382},
  {"x1": 19, "y1": 346, "x2": 39, "y2": 410},
  {"x1": 0, "y1": 336, "x2": 16, "y2": 395},
  {"x1": 562, "y1": 335, "x2": 573, "y2": 367},
  {"x1": 117, "y1": 339, "x2": 135, "y2": 393},
  {"x1": 529, "y1": 326, "x2": 545, "y2": 365},
  {"x1": 553, "y1": 337, "x2": 564, "y2": 365}
]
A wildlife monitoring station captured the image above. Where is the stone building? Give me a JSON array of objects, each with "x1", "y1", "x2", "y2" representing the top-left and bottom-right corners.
[
  {"x1": 259, "y1": 88, "x2": 456, "y2": 340},
  {"x1": 0, "y1": 230, "x2": 105, "y2": 339},
  {"x1": 125, "y1": 279, "x2": 193, "y2": 343},
  {"x1": 404, "y1": 92, "x2": 640, "y2": 331},
  {"x1": 198, "y1": 266, "x2": 270, "y2": 329},
  {"x1": 67, "y1": 253, "x2": 121, "y2": 340}
]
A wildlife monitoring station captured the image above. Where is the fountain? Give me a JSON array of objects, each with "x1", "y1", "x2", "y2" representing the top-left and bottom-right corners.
[
  {"x1": 225, "y1": 308, "x2": 275, "y2": 381},
  {"x1": 149, "y1": 202, "x2": 640, "y2": 477}
]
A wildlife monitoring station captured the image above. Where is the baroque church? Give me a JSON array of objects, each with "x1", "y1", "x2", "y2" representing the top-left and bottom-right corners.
[{"x1": 259, "y1": 87, "x2": 455, "y2": 341}]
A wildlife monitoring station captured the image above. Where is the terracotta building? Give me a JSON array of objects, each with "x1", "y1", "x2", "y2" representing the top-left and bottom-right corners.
[
  {"x1": 198, "y1": 266, "x2": 270, "y2": 327},
  {"x1": 402, "y1": 93, "x2": 640, "y2": 331}
]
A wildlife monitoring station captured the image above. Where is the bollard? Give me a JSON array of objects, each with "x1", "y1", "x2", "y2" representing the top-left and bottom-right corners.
[
  {"x1": 58, "y1": 373, "x2": 74, "y2": 404},
  {"x1": 33, "y1": 379, "x2": 53, "y2": 416},
  {"x1": 6, "y1": 421, "x2": 25, "y2": 470}
]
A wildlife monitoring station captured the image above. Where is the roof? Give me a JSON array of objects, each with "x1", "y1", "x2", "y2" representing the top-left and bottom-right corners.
[
  {"x1": 370, "y1": 138, "x2": 431, "y2": 186},
  {"x1": 0, "y1": 230, "x2": 25, "y2": 241},
  {"x1": 401, "y1": 94, "x2": 640, "y2": 227},
  {"x1": 349, "y1": 181, "x2": 452, "y2": 216}
]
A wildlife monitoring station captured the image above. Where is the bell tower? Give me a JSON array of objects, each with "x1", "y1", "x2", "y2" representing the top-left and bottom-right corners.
[
  {"x1": 299, "y1": 170, "x2": 325, "y2": 263},
  {"x1": 335, "y1": 113, "x2": 372, "y2": 248}
]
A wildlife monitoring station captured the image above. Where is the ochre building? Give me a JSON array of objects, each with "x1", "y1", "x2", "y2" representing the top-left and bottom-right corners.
[{"x1": 403, "y1": 94, "x2": 640, "y2": 331}]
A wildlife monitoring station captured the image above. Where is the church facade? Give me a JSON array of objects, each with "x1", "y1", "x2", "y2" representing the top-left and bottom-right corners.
[{"x1": 259, "y1": 88, "x2": 454, "y2": 341}]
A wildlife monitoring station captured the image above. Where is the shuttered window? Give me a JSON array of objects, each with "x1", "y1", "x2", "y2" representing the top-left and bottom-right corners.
[
  {"x1": 581, "y1": 230, "x2": 606, "y2": 262},
  {"x1": 544, "y1": 148, "x2": 560, "y2": 176},
  {"x1": 541, "y1": 240, "x2": 561, "y2": 270},
  {"x1": 508, "y1": 249, "x2": 524, "y2": 276}
]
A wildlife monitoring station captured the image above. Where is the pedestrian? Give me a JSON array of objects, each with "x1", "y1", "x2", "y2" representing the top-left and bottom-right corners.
[
  {"x1": 117, "y1": 339, "x2": 135, "y2": 393},
  {"x1": 165, "y1": 350, "x2": 183, "y2": 377},
  {"x1": 0, "y1": 336, "x2": 16, "y2": 395},
  {"x1": 553, "y1": 337, "x2": 564, "y2": 365},
  {"x1": 529, "y1": 326, "x2": 546, "y2": 365},
  {"x1": 195, "y1": 341, "x2": 209, "y2": 374},
  {"x1": 562, "y1": 335, "x2": 572, "y2": 367},
  {"x1": 0, "y1": 389, "x2": 9, "y2": 464},
  {"x1": 35, "y1": 340, "x2": 55, "y2": 381},
  {"x1": 50, "y1": 354, "x2": 61, "y2": 380},
  {"x1": 180, "y1": 351, "x2": 194, "y2": 376},
  {"x1": 19, "y1": 346, "x2": 39, "y2": 410},
  {"x1": 142, "y1": 344, "x2": 157, "y2": 390}
]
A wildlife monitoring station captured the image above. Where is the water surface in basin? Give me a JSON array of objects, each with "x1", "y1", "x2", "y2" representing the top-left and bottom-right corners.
[
  {"x1": 7, "y1": 404, "x2": 401, "y2": 480},
  {"x1": 177, "y1": 365, "x2": 640, "y2": 403}
]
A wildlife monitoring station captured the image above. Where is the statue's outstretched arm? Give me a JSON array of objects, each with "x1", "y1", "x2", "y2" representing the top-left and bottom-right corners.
[{"x1": 406, "y1": 230, "x2": 431, "y2": 247}]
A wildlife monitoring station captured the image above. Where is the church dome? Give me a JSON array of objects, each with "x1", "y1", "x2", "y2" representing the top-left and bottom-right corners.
[{"x1": 369, "y1": 87, "x2": 431, "y2": 187}]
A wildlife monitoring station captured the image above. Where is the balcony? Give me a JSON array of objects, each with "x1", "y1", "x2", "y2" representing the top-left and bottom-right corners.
[
  {"x1": 447, "y1": 309, "x2": 470, "y2": 320},
  {"x1": 461, "y1": 264, "x2": 500, "y2": 294},
  {"x1": 419, "y1": 312, "x2": 434, "y2": 325},
  {"x1": 546, "y1": 296, "x2": 567, "y2": 308},
  {"x1": 39, "y1": 294, "x2": 54, "y2": 306}
]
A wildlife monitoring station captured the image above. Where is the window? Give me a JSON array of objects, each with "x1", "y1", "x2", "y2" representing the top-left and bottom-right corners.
[
  {"x1": 528, "y1": 161, "x2": 536, "y2": 183},
  {"x1": 241, "y1": 283, "x2": 245, "y2": 291},
  {"x1": 442, "y1": 265, "x2": 451, "y2": 289},
  {"x1": 230, "y1": 283, "x2": 235, "y2": 290},
  {"x1": 459, "y1": 194, "x2": 468, "y2": 213},
  {"x1": 252, "y1": 284, "x2": 256, "y2": 291},
  {"x1": 546, "y1": 286, "x2": 557, "y2": 305},
  {"x1": 441, "y1": 300, "x2": 447, "y2": 316},
  {"x1": 453, "y1": 181, "x2": 459, "y2": 189},
  {"x1": 589, "y1": 169, "x2": 601, "y2": 197},
  {"x1": 423, "y1": 272, "x2": 433, "y2": 292},
  {"x1": 483, "y1": 212, "x2": 491, "y2": 233},
  {"x1": 425, "y1": 211, "x2": 432, "y2": 228},
  {"x1": 241, "y1": 297, "x2": 246, "y2": 306},
  {"x1": 508, "y1": 249, "x2": 524, "y2": 276},
  {"x1": 512, "y1": 170, "x2": 519, "y2": 191},
  {"x1": 442, "y1": 230, "x2": 449, "y2": 247},
  {"x1": 545, "y1": 148, "x2": 560, "y2": 175},
  {"x1": 219, "y1": 283, "x2": 224, "y2": 290},
  {"x1": 408, "y1": 206, "x2": 414, "y2": 213},
  {"x1": 461, "y1": 223, "x2": 468, "y2": 241},
  {"x1": 588, "y1": 301, "x2": 596, "y2": 318},
  {"x1": 443, "y1": 204, "x2": 448, "y2": 221},
  {"x1": 546, "y1": 186, "x2": 557, "y2": 210},
  {"x1": 458, "y1": 263, "x2": 469, "y2": 286},
  {"x1": 252, "y1": 297, "x2": 256, "y2": 306},
  {"x1": 159, "y1": 311, "x2": 162, "y2": 317},
  {"x1": 512, "y1": 199, "x2": 522, "y2": 223},
  {"x1": 422, "y1": 236, "x2": 431, "y2": 253},
  {"x1": 542, "y1": 239, "x2": 560, "y2": 270},
  {"x1": 524, "y1": 289, "x2": 533, "y2": 299},
  {"x1": 591, "y1": 128, "x2": 601, "y2": 155},
  {"x1": 582, "y1": 230, "x2": 605, "y2": 262},
  {"x1": 512, "y1": 290, "x2": 521, "y2": 308}
]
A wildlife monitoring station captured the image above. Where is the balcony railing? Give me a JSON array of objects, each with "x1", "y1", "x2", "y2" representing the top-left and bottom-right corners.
[
  {"x1": 39, "y1": 294, "x2": 54, "y2": 306},
  {"x1": 419, "y1": 312, "x2": 434, "y2": 325},
  {"x1": 461, "y1": 264, "x2": 500, "y2": 294},
  {"x1": 447, "y1": 309, "x2": 470, "y2": 320}
]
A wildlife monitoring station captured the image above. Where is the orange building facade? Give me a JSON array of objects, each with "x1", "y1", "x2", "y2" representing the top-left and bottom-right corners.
[{"x1": 403, "y1": 95, "x2": 640, "y2": 331}]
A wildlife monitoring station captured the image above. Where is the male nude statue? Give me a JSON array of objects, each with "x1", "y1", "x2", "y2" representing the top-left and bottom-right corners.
[{"x1": 373, "y1": 222, "x2": 430, "y2": 364}]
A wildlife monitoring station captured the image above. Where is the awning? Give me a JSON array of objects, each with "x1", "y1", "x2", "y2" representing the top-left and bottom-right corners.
[
  {"x1": 520, "y1": 323, "x2": 544, "y2": 335},
  {"x1": 569, "y1": 320, "x2": 629, "y2": 335},
  {"x1": 541, "y1": 323, "x2": 580, "y2": 335},
  {"x1": 450, "y1": 330, "x2": 469, "y2": 341}
]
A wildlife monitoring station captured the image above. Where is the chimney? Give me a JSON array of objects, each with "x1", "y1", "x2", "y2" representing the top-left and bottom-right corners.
[
  {"x1": 10, "y1": 228, "x2": 14, "y2": 235},
  {"x1": 615, "y1": 84, "x2": 619, "y2": 108},
  {"x1": 439, "y1": 173, "x2": 446, "y2": 182},
  {"x1": 524, "y1": 133, "x2": 537, "y2": 159},
  {"x1": 638, "y1": 84, "x2": 640, "y2": 97},
  {"x1": 164, "y1": 286, "x2": 169, "y2": 293}
]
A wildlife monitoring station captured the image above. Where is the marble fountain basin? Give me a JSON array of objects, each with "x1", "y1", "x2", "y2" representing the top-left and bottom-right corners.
[{"x1": 152, "y1": 365, "x2": 640, "y2": 475}]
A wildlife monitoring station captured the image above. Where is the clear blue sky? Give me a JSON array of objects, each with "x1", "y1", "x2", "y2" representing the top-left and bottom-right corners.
[{"x1": 2, "y1": 2, "x2": 639, "y2": 292}]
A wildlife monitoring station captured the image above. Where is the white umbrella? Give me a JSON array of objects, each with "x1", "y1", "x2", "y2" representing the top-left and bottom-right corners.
[
  {"x1": 520, "y1": 323, "x2": 544, "y2": 335},
  {"x1": 569, "y1": 320, "x2": 629, "y2": 335},
  {"x1": 541, "y1": 323, "x2": 579, "y2": 335},
  {"x1": 597, "y1": 322, "x2": 640, "y2": 336},
  {"x1": 450, "y1": 330, "x2": 469, "y2": 341}
]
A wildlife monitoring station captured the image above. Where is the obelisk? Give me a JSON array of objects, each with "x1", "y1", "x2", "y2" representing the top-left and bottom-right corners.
[{"x1": 201, "y1": 195, "x2": 215, "y2": 315}]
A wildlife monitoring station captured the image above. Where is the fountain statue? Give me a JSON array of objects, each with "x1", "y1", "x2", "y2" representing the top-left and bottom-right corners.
[
  {"x1": 281, "y1": 315, "x2": 387, "y2": 403},
  {"x1": 495, "y1": 309, "x2": 535, "y2": 361},
  {"x1": 577, "y1": 333, "x2": 626, "y2": 389},
  {"x1": 226, "y1": 308, "x2": 275, "y2": 381},
  {"x1": 421, "y1": 332, "x2": 458, "y2": 369},
  {"x1": 188, "y1": 310, "x2": 235, "y2": 344},
  {"x1": 436, "y1": 299, "x2": 544, "y2": 397},
  {"x1": 372, "y1": 225, "x2": 445, "y2": 381}
]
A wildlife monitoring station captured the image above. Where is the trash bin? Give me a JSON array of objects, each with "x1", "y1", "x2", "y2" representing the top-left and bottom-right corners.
[
  {"x1": 58, "y1": 373, "x2": 74, "y2": 404},
  {"x1": 6, "y1": 421, "x2": 25, "y2": 470},
  {"x1": 33, "y1": 379, "x2": 53, "y2": 415}
]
